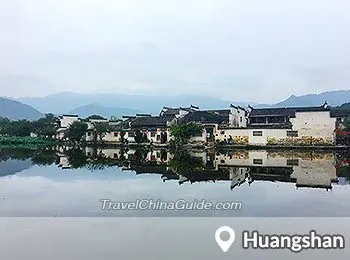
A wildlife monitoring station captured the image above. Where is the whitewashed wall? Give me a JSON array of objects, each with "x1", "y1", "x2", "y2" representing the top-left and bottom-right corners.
[
  {"x1": 60, "y1": 116, "x2": 79, "y2": 128},
  {"x1": 290, "y1": 111, "x2": 336, "y2": 141}
]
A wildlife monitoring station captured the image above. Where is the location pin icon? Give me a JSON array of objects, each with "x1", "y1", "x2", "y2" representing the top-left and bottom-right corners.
[{"x1": 215, "y1": 226, "x2": 235, "y2": 252}]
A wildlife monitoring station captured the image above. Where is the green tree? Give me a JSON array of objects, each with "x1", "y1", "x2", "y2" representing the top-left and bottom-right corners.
[
  {"x1": 65, "y1": 121, "x2": 88, "y2": 143},
  {"x1": 0, "y1": 117, "x2": 11, "y2": 135},
  {"x1": 5, "y1": 120, "x2": 34, "y2": 137},
  {"x1": 113, "y1": 120, "x2": 130, "y2": 143},
  {"x1": 33, "y1": 113, "x2": 59, "y2": 138},
  {"x1": 92, "y1": 122, "x2": 110, "y2": 143},
  {"x1": 169, "y1": 123, "x2": 203, "y2": 146},
  {"x1": 134, "y1": 129, "x2": 149, "y2": 143},
  {"x1": 343, "y1": 117, "x2": 350, "y2": 131},
  {"x1": 86, "y1": 114, "x2": 106, "y2": 120}
]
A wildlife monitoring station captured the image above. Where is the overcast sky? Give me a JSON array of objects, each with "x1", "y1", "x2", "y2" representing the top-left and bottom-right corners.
[{"x1": 0, "y1": 0, "x2": 350, "y2": 103}]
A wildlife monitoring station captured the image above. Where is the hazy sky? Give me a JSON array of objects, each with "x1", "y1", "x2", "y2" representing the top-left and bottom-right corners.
[{"x1": 1, "y1": 0, "x2": 350, "y2": 103}]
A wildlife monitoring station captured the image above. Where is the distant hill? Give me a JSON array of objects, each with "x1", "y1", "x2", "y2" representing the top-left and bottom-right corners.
[
  {"x1": 272, "y1": 90, "x2": 350, "y2": 108},
  {"x1": 18, "y1": 92, "x2": 255, "y2": 115},
  {"x1": 17, "y1": 90, "x2": 350, "y2": 114},
  {"x1": 0, "y1": 97, "x2": 43, "y2": 120},
  {"x1": 338, "y1": 102, "x2": 350, "y2": 110},
  {"x1": 69, "y1": 103, "x2": 142, "y2": 119}
]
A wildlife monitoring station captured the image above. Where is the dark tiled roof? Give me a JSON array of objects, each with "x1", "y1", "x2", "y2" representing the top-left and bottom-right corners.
[
  {"x1": 249, "y1": 106, "x2": 330, "y2": 117},
  {"x1": 131, "y1": 116, "x2": 174, "y2": 128},
  {"x1": 161, "y1": 107, "x2": 193, "y2": 116},
  {"x1": 162, "y1": 108, "x2": 181, "y2": 115},
  {"x1": 61, "y1": 114, "x2": 79, "y2": 118},
  {"x1": 180, "y1": 110, "x2": 228, "y2": 124},
  {"x1": 249, "y1": 108, "x2": 295, "y2": 117},
  {"x1": 330, "y1": 108, "x2": 350, "y2": 117},
  {"x1": 203, "y1": 109, "x2": 230, "y2": 117}
]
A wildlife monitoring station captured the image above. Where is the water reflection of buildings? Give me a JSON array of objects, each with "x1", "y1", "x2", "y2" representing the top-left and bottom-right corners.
[
  {"x1": 214, "y1": 151, "x2": 339, "y2": 190},
  {"x1": 59, "y1": 148, "x2": 346, "y2": 191}
]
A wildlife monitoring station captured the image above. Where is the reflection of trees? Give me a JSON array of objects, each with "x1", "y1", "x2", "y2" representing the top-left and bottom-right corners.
[
  {"x1": 65, "y1": 148, "x2": 118, "y2": 170},
  {"x1": 133, "y1": 149, "x2": 148, "y2": 164},
  {"x1": 31, "y1": 149, "x2": 57, "y2": 166},
  {"x1": 0, "y1": 147, "x2": 34, "y2": 161},
  {"x1": 65, "y1": 148, "x2": 88, "y2": 169},
  {"x1": 0, "y1": 147, "x2": 57, "y2": 165},
  {"x1": 336, "y1": 151, "x2": 350, "y2": 181},
  {"x1": 169, "y1": 150, "x2": 204, "y2": 177}
]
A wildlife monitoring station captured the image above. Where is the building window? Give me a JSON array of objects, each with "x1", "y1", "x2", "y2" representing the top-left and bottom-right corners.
[
  {"x1": 253, "y1": 159, "x2": 263, "y2": 165},
  {"x1": 286, "y1": 131, "x2": 298, "y2": 137},
  {"x1": 114, "y1": 132, "x2": 118, "y2": 137},
  {"x1": 287, "y1": 159, "x2": 299, "y2": 166},
  {"x1": 156, "y1": 135, "x2": 160, "y2": 141},
  {"x1": 220, "y1": 130, "x2": 225, "y2": 135},
  {"x1": 87, "y1": 132, "x2": 91, "y2": 136},
  {"x1": 151, "y1": 131, "x2": 156, "y2": 137},
  {"x1": 253, "y1": 131, "x2": 263, "y2": 136},
  {"x1": 240, "y1": 117, "x2": 242, "y2": 122}
]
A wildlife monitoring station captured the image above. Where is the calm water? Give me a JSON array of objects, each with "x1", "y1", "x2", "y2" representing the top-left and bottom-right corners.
[{"x1": 1, "y1": 147, "x2": 350, "y2": 217}]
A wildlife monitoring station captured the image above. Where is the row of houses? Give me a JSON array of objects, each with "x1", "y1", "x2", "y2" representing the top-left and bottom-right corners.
[{"x1": 56, "y1": 102, "x2": 350, "y2": 146}]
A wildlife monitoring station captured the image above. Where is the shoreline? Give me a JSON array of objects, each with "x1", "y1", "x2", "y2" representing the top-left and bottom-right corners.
[{"x1": 1, "y1": 137, "x2": 349, "y2": 151}]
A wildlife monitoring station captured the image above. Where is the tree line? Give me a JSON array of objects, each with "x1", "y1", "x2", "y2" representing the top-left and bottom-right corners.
[
  {"x1": 0, "y1": 113, "x2": 204, "y2": 146},
  {"x1": 0, "y1": 114, "x2": 58, "y2": 138}
]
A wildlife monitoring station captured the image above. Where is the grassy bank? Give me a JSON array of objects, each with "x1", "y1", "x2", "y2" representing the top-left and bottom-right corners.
[{"x1": 0, "y1": 136, "x2": 59, "y2": 147}]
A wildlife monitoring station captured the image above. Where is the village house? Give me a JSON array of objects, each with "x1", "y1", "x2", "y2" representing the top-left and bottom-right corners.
[
  {"x1": 179, "y1": 109, "x2": 229, "y2": 142},
  {"x1": 57, "y1": 102, "x2": 350, "y2": 146},
  {"x1": 85, "y1": 116, "x2": 136, "y2": 143},
  {"x1": 159, "y1": 105, "x2": 199, "y2": 118},
  {"x1": 56, "y1": 114, "x2": 80, "y2": 140},
  {"x1": 130, "y1": 114, "x2": 176, "y2": 144},
  {"x1": 215, "y1": 102, "x2": 345, "y2": 146},
  {"x1": 125, "y1": 105, "x2": 199, "y2": 144}
]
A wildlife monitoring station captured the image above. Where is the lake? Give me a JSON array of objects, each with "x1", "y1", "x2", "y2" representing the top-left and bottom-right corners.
[{"x1": 1, "y1": 147, "x2": 350, "y2": 217}]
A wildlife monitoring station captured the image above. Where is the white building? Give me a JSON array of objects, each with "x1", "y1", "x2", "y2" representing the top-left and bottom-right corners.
[{"x1": 56, "y1": 115, "x2": 80, "y2": 140}]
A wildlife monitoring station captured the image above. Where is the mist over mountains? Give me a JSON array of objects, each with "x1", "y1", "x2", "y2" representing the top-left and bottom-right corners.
[
  {"x1": 17, "y1": 92, "x2": 253, "y2": 115},
  {"x1": 69, "y1": 103, "x2": 142, "y2": 119},
  {"x1": 0, "y1": 97, "x2": 43, "y2": 120},
  {"x1": 1, "y1": 90, "x2": 350, "y2": 120}
]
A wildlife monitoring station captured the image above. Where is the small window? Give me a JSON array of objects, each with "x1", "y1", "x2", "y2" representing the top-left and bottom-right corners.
[
  {"x1": 87, "y1": 132, "x2": 91, "y2": 136},
  {"x1": 253, "y1": 131, "x2": 263, "y2": 136},
  {"x1": 287, "y1": 131, "x2": 298, "y2": 137},
  {"x1": 113, "y1": 153, "x2": 118, "y2": 159},
  {"x1": 253, "y1": 159, "x2": 263, "y2": 165},
  {"x1": 156, "y1": 135, "x2": 160, "y2": 141},
  {"x1": 151, "y1": 131, "x2": 156, "y2": 137},
  {"x1": 240, "y1": 117, "x2": 243, "y2": 122},
  {"x1": 114, "y1": 132, "x2": 118, "y2": 137},
  {"x1": 220, "y1": 130, "x2": 225, "y2": 135},
  {"x1": 287, "y1": 159, "x2": 299, "y2": 166}
]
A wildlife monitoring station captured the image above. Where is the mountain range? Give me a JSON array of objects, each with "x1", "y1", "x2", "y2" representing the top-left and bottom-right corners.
[
  {"x1": 69, "y1": 103, "x2": 142, "y2": 119},
  {"x1": 0, "y1": 97, "x2": 43, "y2": 120},
  {"x1": 17, "y1": 92, "x2": 251, "y2": 115},
  {"x1": 1, "y1": 90, "x2": 350, "y2": 120},
  {"x1": 260, "y1": 90, "x2": 350, "y2": 108}
]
